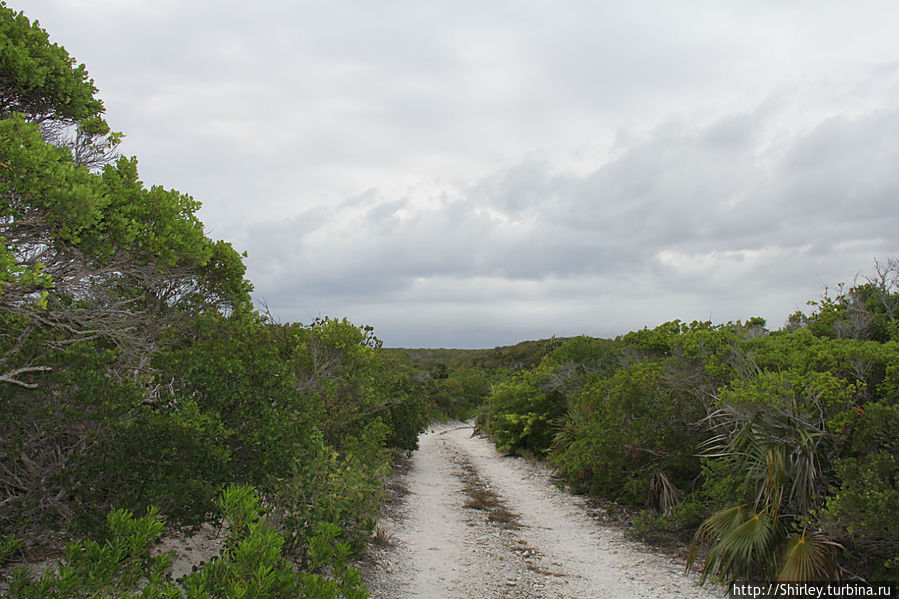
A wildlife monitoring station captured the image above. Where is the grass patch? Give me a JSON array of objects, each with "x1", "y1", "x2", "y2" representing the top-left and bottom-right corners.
[
  {"x1": 453, "y1": 455, "x2": 522, "y2": 530},
  {"x1": 370, "y1": 524, "x2": 394, "y2": 548}
]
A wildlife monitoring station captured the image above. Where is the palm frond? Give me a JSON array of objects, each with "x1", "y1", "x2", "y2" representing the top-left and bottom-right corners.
[
  {"x1": 687, "y1": 505, "x2": 781, "y2": 583},
  {"x1": 701, "y1": 400, "x2": 832, "y2": 515},
  {"x1": 552, "y1": 409, "x2": 584, "y2": 451},
  {"x1": 686, "y1": 505, "x2": 749, "y2": 582},
  {"x1": 762, "y1": 445, "x2": 787, "y2": 514},
  {"x1": 717, "y1": 510, "x2": 778, "y2": 579},
  {"x1": 784, "y1": 424, "x2": 826, "y2": 513},
  {"x1": 778, "y1": 530, "x2": 842, "y2": 582},
  {"x1": 649, "y1": 471, "x2": 680, "y2": 515}
]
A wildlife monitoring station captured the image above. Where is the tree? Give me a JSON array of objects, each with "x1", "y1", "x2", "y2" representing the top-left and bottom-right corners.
[
  {"x1": 0, "y1": 4, "x2": 103, "y2": 124},
  {"x1": 0, "y1": 4, "x2": 252, "y2": 387},
  {"x1": 0, "y1": 2, "x2": 120, "y2": 168},
  {"x1": 1, "y1": 115, "x2": 251, "y2": 387},
  {"x1": 0, "y1": 5, "x2": 251, "y2": 550}
]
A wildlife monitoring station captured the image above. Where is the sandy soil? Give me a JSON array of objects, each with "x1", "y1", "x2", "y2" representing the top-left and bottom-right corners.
[
  {"x1": 362, "y1": 422, "x2": 723, "y2": 598},
  {"x1": 155, "y1": 521, "x2": 226, "y2": 581}
]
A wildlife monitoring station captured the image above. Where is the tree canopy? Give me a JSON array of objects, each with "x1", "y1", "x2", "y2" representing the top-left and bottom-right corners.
[{"x1": 1, "y1": 8, "x2": 430, "y2": 597}]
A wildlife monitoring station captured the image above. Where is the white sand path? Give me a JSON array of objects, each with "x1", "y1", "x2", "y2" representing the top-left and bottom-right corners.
[{"x1": 363, "y1": 422, "x2": 722, "y2": 599}]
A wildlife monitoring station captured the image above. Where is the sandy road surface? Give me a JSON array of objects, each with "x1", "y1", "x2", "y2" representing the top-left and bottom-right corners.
[{"x1": 362, "y1": 422, "x2": 722, "y2": 598}]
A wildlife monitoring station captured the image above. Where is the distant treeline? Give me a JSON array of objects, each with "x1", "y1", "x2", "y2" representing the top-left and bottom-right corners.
[{"x1": 388, "y1": 337, "x2": 562, "y2": 373}]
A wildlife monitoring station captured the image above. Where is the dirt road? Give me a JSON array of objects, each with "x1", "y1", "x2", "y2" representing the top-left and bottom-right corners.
[{"x1": 362, "y1": 422, "x2": 721, "y2": 598}]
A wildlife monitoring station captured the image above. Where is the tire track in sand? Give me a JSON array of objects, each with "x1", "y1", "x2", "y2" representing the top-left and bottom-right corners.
[{"x1": 363, "y1": 422, "x2": 721, "y2": 598}]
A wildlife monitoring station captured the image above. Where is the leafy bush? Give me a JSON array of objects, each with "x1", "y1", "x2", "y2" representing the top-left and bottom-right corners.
[
  {"x1": 552, "y1": 361, "x2": 704, "y2": 506},
  {"x1": 64, "y1": 401, "x2": 231, "y2": 533},
  {"x1": 8, "y1": 506, "x2": 178, "y2": 598},
  {"x1": 384, "y1": 393, "x2": 430, "y2": 450},
  {"x1": 182, "y1": 485, "x2": 367, "y2": 599},
  {"x1": 269, "y1": 421, "x2": 390, "y2": 563},
  {"x1": 478, "y1": 378, "x2": 562, "y2": 455},
  {"x1": 429, "y1": 367, "x2": 493, "y2": 420},
  {"x1": 8, "y1": 486, "x2": 369, "y2": 599},
  {"x1": 0, "y1": 340, "x2": 141, "y2": 547},
  {"x1": 824, "y1": 401, "x2": 899, "y2": 582},
  {"x1": 478, "y1": 336, "x2": 621, "y2": 455}
]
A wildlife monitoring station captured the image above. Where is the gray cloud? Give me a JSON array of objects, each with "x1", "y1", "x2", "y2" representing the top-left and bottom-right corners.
[
  {"x1": 22, "y1": 0, "x2": 899, "y2": 346},
  {"x1": 242, "y1": 92, "x2": 899, "y2": 345}
]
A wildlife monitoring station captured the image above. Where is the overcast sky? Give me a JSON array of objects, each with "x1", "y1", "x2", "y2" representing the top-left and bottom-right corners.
[{"x1": 19, "y1": 1, "x2": 899, "y2": 347}]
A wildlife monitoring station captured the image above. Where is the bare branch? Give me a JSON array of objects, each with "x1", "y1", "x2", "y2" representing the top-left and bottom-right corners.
[{"x1": 0, "y1": 365, "x2": 53, "y2": 388}]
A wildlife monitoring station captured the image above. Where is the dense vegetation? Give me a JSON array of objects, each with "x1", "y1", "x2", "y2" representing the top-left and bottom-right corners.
[
  {"x1": 388, "y1": 337, "x2": 559, "y2": 420},
  {"x1": 477, "y1": 265, "x2": 899, "y2": 585},
  {"x1": 0, "y1": 5, "x2": 429, "y2": 596},
  {"x1": 2, "y1": 3, "x2": 895, "y2": 595}
]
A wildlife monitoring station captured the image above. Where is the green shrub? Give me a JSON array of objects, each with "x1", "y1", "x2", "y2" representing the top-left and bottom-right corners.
[
  {"x1": 8, "y1": 506, "x2": 178, "y2": 598},
  {"x1": 8, "y1": 486, "x2": 370, "y2": 599},
  {"x1": 269, "y1": 423, "x2": 389, "y2": 564},
  {"x1": 824, "y1": 402, "x2": 899, "y2": 583},
  {"x1": 552, "y1": 361, "x2": 704, "y2": 507},
  {"x1": 430, "y1": 367, "x2": 493, "y2": 420},
  {"x1": 180, "y1": 485, "x2": 369, "y2": 599},
  {"x1": 384, "y1": 393, "x2": 430, "y2": 450},
  {"x1": 479, "y1": 378, "x2": 563, "y2": 455},
  {"x1": 64, "y1": 401, "x2": 230, "y2": 534},
  {"x1": 628, "y1": 496, "x2": 709, "y2": 546},
  {"x1": 0, "y1": 535, "x2": 22, "y2": 566}
]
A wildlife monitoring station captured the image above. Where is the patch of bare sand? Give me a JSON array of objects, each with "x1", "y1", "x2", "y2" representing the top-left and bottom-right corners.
[{"x1": 154, "y1": 521, "x2": 225, "y2": 581}]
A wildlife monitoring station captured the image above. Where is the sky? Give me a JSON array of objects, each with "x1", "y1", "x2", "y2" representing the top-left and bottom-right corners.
[{"x1": 17, "y1": 0, "x2": 899, "y2": 347}]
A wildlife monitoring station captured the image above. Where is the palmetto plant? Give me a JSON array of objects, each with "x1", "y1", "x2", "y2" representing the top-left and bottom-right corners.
[
  {"x1": 687, "y1": 505, "x2": 779, "y2": 583},
  {"x1": 686, "y1": 400, "x2": 842, "y2": 583}
]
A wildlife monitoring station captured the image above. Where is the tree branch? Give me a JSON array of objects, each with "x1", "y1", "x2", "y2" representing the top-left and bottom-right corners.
[{"x1": 0, "y1": 365, "x2": 53, "y2": 388}]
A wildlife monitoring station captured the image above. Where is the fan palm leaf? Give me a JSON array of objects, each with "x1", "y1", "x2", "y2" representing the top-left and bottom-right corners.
[
  {"x1": 687, "y1": 505, "x2": 777, "y2": 583},
  {"x1": 716, "y1": 510, "x2": 778, "y2": 579},
  {"x1": 691, "y1": 385, "x2": 840, "y2": 586},
  {"x1": 778, "y1": 530, "x2": 842, "y2": 582}
]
